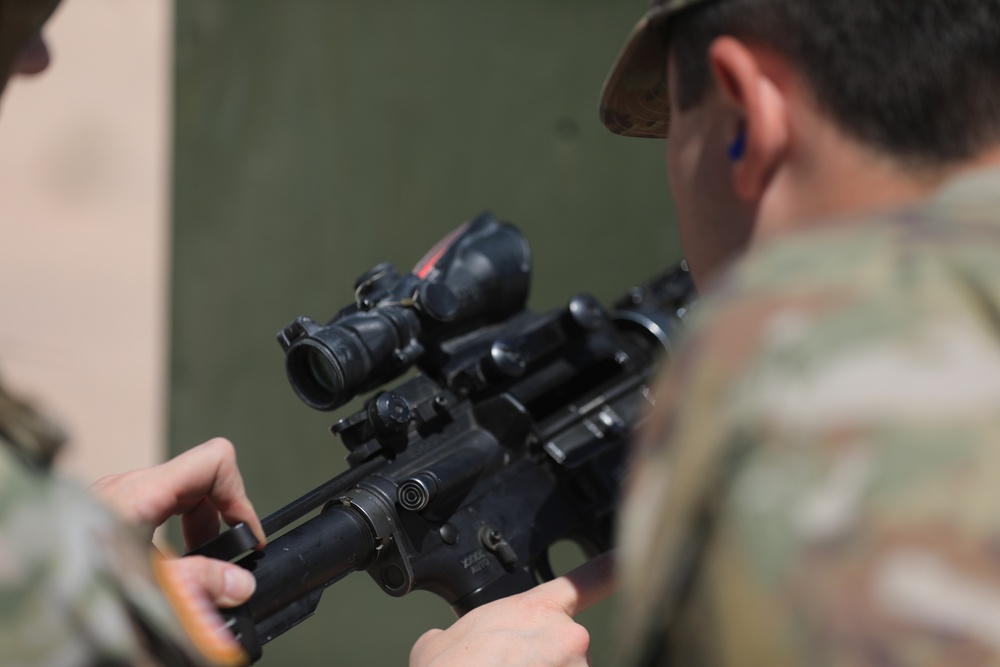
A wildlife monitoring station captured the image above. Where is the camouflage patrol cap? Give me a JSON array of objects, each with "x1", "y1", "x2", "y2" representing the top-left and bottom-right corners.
[{"x1": 600, "y1": 0, "x2": 717, "y2": 138}]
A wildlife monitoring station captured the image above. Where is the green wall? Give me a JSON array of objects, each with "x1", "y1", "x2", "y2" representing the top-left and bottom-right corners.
[{"x1": 171, "y1": 1, "x2": 680, "y2": 664}]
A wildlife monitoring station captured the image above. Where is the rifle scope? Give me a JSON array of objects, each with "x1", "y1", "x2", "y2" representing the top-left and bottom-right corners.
[{"x1": 277, "y1": 213, "x2": 532, "y2": 411}]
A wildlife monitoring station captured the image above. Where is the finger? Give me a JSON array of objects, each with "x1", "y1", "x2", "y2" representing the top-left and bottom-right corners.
[
  {"x1": 182, "y1": 497, "x2": 222, "y2": 552},
  {"x1": 147, "y1": 438, "x2": 266, "y2": 547},
  {"x1": 91, "y1": 473, "x2": 157, "y2": 540},
  {"x1": 168, "y1": 556, "x2": 257, "y2": 608},
  {"x1": 531, "y1": 550, "x2": 617, "y2": 617}
]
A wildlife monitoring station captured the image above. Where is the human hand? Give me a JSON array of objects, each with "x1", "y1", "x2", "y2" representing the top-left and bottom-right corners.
[
  {"x1": 91, "y1": 438, "x2": 266, "y2": 607},
  {"x1": 410, "y1": 551, "x2": 617, "y2": 667},
  {"x1": 92, "y1": 437, "x2": 264, "y2": 549}
]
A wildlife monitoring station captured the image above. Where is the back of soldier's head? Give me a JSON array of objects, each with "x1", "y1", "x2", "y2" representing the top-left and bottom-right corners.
[
  {"x1": 672, "y1": 0, "x2": 1000, "y2": 167},
  {"x1": 604, "y1": 0, "x2": 1000, "y2": 169}
]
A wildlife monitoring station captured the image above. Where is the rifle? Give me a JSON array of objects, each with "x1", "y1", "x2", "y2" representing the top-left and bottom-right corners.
[{"x1": 189, "y1": 212, "x2": 695, "y2": 663}]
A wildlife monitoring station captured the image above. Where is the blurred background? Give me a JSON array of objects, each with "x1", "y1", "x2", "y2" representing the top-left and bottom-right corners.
[
  {"x1": 0, "y1": 0, "x2": 680, "y2": 664},
  {"x1": 0, "y1": 0, "x2": 170, "y2": 481}
]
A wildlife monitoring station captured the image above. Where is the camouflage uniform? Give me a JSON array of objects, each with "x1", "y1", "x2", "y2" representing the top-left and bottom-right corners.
[
  {"x1": 0, "y1": 1, "x2": 247, "y2": 662},
  {"x1": 618, "y1": 168, "x2": 1000, "y2": 666},
  {"x1": 0, "y1": 379, "x2": 243, "y2": 666}
]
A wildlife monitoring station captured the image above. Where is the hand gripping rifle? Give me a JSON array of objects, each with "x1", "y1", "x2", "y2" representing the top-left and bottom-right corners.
[{"x1": 188, "y1": 212, "x2": 695, "y2": 662}]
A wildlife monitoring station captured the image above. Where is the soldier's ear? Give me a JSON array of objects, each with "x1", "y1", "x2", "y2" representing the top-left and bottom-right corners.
[{"x1": 709, "y1": 37, "x2": 789, "y2": 203}]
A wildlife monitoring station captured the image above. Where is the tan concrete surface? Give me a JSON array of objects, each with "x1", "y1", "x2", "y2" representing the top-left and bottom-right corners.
[{"x1": 0, "y1": 0, "x2": 171, "y2": 483}]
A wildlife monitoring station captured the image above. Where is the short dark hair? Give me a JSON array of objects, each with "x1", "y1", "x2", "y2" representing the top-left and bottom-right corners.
[{"x1": 669, "y1": 0, "x2": 1000, "y2": 166}]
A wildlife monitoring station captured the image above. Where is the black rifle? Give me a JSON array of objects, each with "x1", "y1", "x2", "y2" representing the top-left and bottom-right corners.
[{"x1": 189, "y1": 212, "x2": 694, "y2": 663}]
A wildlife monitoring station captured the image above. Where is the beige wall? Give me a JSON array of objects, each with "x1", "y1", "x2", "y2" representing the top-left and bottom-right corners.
[{"x1": 0, "y1": 0, "x2": 171, "y2": 483}]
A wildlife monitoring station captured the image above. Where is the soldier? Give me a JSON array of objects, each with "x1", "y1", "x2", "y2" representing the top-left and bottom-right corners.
[
  {"x1": 0, "y1": 2, "x2": 266, "y2": 665},
  {"x1": 411, "y1": 0, "x2": 1000, "y2": 665}
]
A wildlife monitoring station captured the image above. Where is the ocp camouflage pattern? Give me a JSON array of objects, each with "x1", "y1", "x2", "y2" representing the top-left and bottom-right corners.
[
  {"x1": 0, "y1": 375, "x2": 66, "y2": 470},
  {"x1": 0, "y1": 379, "x2": 211, "y2": 666},
  {"x1": 599, "y1": 0, "x2": 720, "y2": 138},
  {"x1": 618, "y1": 168, "x2": 1000, "y2": 666}
]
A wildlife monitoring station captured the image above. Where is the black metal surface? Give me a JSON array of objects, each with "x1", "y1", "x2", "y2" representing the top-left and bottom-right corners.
[
  {"x1": 191, "y1": 219, "x2": 695, "y2": 662},
  {"x1": 225, "y1": 503, "x2": 376, "y2": 657}
]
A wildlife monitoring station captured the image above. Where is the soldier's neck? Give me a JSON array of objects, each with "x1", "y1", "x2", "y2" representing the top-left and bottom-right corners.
[{"x1": 753, "y1": 123, "x2": 1000, "y2": 238}]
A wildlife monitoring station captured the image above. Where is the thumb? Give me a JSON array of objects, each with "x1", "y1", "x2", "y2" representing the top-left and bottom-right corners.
[{"x1": 167, "y1": 556, "x2": 257, "y2": 608}]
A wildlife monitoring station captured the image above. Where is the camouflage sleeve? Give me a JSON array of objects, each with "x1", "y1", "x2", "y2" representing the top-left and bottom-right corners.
[
  {"x1": 0, "y1": 446, "x2": 245, "y2": 667},
  {"x1": 617, "y1": 222, "x2": 1000, "y2": 666}
]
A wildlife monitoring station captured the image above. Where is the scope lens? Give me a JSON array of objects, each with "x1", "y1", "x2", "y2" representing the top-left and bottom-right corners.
[
  {"x1": 305, "y1": 347, "x2": 339, "y2": 393},
  {"x1": 286, "y1": 342, "x2": 344, "y2": 409}
]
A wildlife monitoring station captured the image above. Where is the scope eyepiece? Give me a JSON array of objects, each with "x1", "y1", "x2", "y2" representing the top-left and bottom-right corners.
[
  {"x1": 279, "y1": 213, "x2": 532, "y2": 412},
  {"x1": 284, "y1": 338, "x2": 347, "y2": 410},
  {"x1": 278, "y1": 308, "x2": 422, "y2": 411}
]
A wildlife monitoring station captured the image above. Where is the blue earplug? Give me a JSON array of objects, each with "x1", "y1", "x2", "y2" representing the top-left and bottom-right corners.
[{"x1": 727, "y1": 130, "x2": 747, "y2": 161}]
